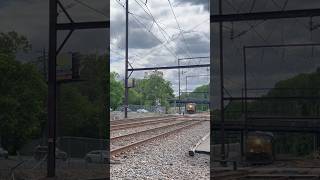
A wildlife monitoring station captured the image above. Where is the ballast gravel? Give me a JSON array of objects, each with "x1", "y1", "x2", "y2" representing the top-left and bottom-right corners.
[{"x1": 110, "y1": 121, "x2": 210, "y2": 180}]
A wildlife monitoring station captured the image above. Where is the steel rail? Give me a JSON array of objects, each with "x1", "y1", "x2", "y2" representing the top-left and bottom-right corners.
[
  {"x1": 111, "y1": 120, "x2": 194, "y2": 141},
  {"x1": 110, "y1": 115, "x2": 177, "y2": 125},
  {"x1": 110, "y1": 121, "x2": 203, "y2": 157},
  {"x1": 111, "y1": 118, "x2": 181, "y2": 131}
]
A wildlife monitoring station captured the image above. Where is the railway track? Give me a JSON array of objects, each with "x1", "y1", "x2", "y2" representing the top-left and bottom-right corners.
[
  {"x1": 110, "y1": 120, "x2": 204, "y2": 157},
  {"x1": 214, "y1": 171, "x2": 320, "y2": 180},
  {"x1": 111, "y1": 117, "x2": 182, "y2": 131},
  {"x1": 214, "y1": 167, "x2": 320, "y2": 180},
  {"x1": 110, "y1": 115, "x2": 176, "y2": 125},
  {"x1": 111, "y1": 120, "x2": 193, "y2": 141},
  {"x1": 242, "y1": 174, "x2": 320, "y2": 179}
]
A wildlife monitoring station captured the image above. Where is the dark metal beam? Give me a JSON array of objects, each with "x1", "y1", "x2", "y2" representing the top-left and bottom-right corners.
[
  {"x1": 248, "y1": 116, "x2": 320, "y2": 120},
  {"x1": 57, "y1": 21, "x2": 110, "y2": 30},
  {"x1": 128, "y1": 64, "x2": 210, "y2": 71},
  {"x1": 224, "y1": 96, "x2": 320, "y2": 100},
  {"x1": 245, "y1": 43, "x2": 320, "y2": 49},
  {"x1": 48, "y1": 0, "x2": 57, "y2": 177},
  {"x1": 178, "y1": 56, "x2": 209, "y2": 60},
  {"x1": 211, "y1": 8, "x2": 320, "y2": 23}
]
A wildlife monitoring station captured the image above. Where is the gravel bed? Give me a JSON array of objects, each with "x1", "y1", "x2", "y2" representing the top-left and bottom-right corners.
[
  {"x1": 110, "y1": 121, "x2": 210, "y2": 180},
  {"x1": 111, "y1": 120, "x2": 184, "y2": 137},
  {"x1": 111, "y1": 121, "x2": 194, "y2": 149}
]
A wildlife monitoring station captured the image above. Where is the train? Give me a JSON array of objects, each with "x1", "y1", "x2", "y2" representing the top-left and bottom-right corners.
[
  {"x1": 185, "y1": 103, "x2": 196, "y2": 114},
  {"x1": 246, "y1": 131, "x2": 274, "y2": 164}
]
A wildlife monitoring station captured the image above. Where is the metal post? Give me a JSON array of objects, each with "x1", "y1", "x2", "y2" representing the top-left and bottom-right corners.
[
  {"x1": 124, "y1": 0, "x2": 129, "y2": 118},
  {"x1": 243, "y1": 47, "x2": 248, "y2": 161},
  {"x1": 178, "y1": 59, "x2": 181, "y2": 114},
  {"x1": 43, "y1": 48, "x2": 47, "y2": 79},
  {"x1": 219, "y1": 0, "x2": 226, "y2": 164},
  {"x1": 185, "y1": 76, "x2": 188, "y2": 93},
  {"x1": 240, "y1": 131, "x2": 244, "y2": 158},
  {"x1": 48, "y1": 0, "x2": 57, "y2": 177}
]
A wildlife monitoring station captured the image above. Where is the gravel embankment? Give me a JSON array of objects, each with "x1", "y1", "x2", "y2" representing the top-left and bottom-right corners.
[{"x1": 111, "y1": 121, "x2": 210, "y2": 180}]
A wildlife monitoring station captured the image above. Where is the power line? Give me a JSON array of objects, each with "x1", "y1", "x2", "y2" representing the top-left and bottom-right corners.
[
  {"x1": 167, "y1": 0, "x2": 192, "y2": 58},
  {"x1": 134, "y1": 0, "x2": 172, "y2": 43},
  {"x1": 129, "y1": 18, "x2": 210, "y2": 63},
  {"x1": 129, "y1": 12, "x2": 179, "y2": 59},
  {"x1": 135, "y1": 0, "x2": 193, "y2": 58},
  {"x1": 72, "y1": 0, "x2": 107, "y2": 17},
  {"x1": 114, "y1": 0, "x2": 179, "y2": 62}
]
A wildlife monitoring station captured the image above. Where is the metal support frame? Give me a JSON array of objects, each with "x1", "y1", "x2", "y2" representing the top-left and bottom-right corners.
[
  {"x1": 125, "y1": 55, "x2": 210, "y2": 116},
  {"x1": 211, "y1": 8, "x2": 320, "y2": 23},
  {"x1": 177, "y1": 57, "x2": 209, "y2": 114},
  {"x1": 124, "y1": 0, "x2": 129, "y2": 118},
  {"x1": 185, "y1": 74, "x2": 209, "y2": 92},
  {"x1": 48, "y1": 0, "x2": 109, "y2": 177},
  {"x1": 242, "y1": 42, "x2": 320, "y2": 124},
  {"x1": 210, "y1": 2, "x2": 320, "y2": 169}
]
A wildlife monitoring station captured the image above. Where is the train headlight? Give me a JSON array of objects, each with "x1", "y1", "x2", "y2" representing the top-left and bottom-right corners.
[{"x1": 254, "y1": 138, "x2": 262, "y2": 145}]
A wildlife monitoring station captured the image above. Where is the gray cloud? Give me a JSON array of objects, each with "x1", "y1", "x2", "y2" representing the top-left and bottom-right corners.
[
  {"x1": 176, "y1": 32, "x2": 209, "y2": 55},
  {"x1": 211, "y1": 1, "x2": 320, "y2": 108},
  {"x1": 174, "y1": 0, "x2": 209, "y2": 11}
]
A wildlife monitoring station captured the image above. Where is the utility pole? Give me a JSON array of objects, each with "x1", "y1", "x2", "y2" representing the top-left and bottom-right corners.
[
  {"x1": 48, "y1": 0, "x2": 109, "y2": 177},
  {"x1": 185, "y1": 75, "x2": 187, "y2": 93},
  {"x1": 178, "y1": 59, "x2": 181, "y2": 114},
  {"x1": 48, "y1": 0, "x2": 57, "y2": 177},
  {"x1": 218, "y1": 0, "x2": 226, "y2": 165},
  {"x1": 124, "y1": 0, "x2": 129, "y2": 118}
]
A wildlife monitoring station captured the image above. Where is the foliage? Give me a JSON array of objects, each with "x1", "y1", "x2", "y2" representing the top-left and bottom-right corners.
[
  {"x1": 181, "y1": 84, "x2": 209, "y2": 111},
  {"x1": 110, "y1": 72, "x2": 124, "y2": 110},
  {"x1": 0, "y1": 31, "x2": 31, "y2": 58},
  {"x1": 0, "y1": 51, "x2": 46, "y2": 153},
  {"x1": 128, "y1": 88, "x2": 142, "y2": 105},
  {"x1": 109, "y1": 72, "x2": 175, "y2": 110},
  {"x1": 59, "y1": 54, "x2": 108, "y2": 139},
  {"x1": 221, "y1": 68, "x2": 320, "y2": 156},
  {"x1": 134, "y1": 73, "x2": 174, "y2": 108}
]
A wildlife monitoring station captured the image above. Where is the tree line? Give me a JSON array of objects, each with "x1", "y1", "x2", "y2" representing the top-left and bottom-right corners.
[
  {"x1": 110, "y1": 71, "x2": 174, "y2": 111},
  {"x1": 0, "y1": 31, "x2": 107, "y2": 154}
]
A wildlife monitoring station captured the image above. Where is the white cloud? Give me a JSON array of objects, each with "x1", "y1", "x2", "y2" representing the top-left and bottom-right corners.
[{"x1": 110, "y1": 0, "x2": 210, "y2": 94}]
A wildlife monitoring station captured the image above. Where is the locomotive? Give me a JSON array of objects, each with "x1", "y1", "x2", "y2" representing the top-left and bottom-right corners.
[
  {"x1": 185, "y1": 103, "x2": 196, "y2": 114},
  {"x1": 246, "y1": 131, "x2": 274, "y2": 164}
]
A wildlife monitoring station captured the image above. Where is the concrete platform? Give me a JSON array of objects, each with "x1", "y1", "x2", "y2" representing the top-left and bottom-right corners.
[{"x1": 189, "y1": 133, "x2": 210, "y2": 156}]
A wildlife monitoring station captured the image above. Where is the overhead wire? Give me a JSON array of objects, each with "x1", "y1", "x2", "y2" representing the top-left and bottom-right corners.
[
  {"x1": 72, "y1": 0, "x2": 108, "y2": 17},
  {"x1": 167, "y1": 0, "x2": 193, "y2": 58},
  {"x1": 115, "y1": 0, "x2": 210, "y2": 64}
]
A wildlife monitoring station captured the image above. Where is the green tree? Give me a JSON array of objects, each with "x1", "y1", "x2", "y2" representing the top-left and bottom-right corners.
[
  {"x1": 128, "y1": 88, "x2": 142, "y2": 105},
  {"x1": 59, "y1": 54, "x2": 108, "y2": 139},
  {"x1": 0, "y1": 52, "x2": 46, "y2": 153},
  {"x1": 110, "y1": 72, "x2": 124, "y2": 110},
  {"x1": 135, "y1": 73, "x2": 174, "y2": 109},
  {"x1": 0, "y1": 31, "x2": 31, "y2": 58}
]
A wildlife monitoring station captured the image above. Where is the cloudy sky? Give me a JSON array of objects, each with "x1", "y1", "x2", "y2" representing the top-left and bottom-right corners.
[
  {"x1": 0, "y1": 0, "x2": 108, "y2": 60},
  {"x1": 110, "y1": 0, "x2": 210, "y2": 95},
  {"x1": 2, "y1": 0, "x2": 320, "y2": 102},
  {"x1": 211, "y1": 0, "x2": 320, "y2": 108}
]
